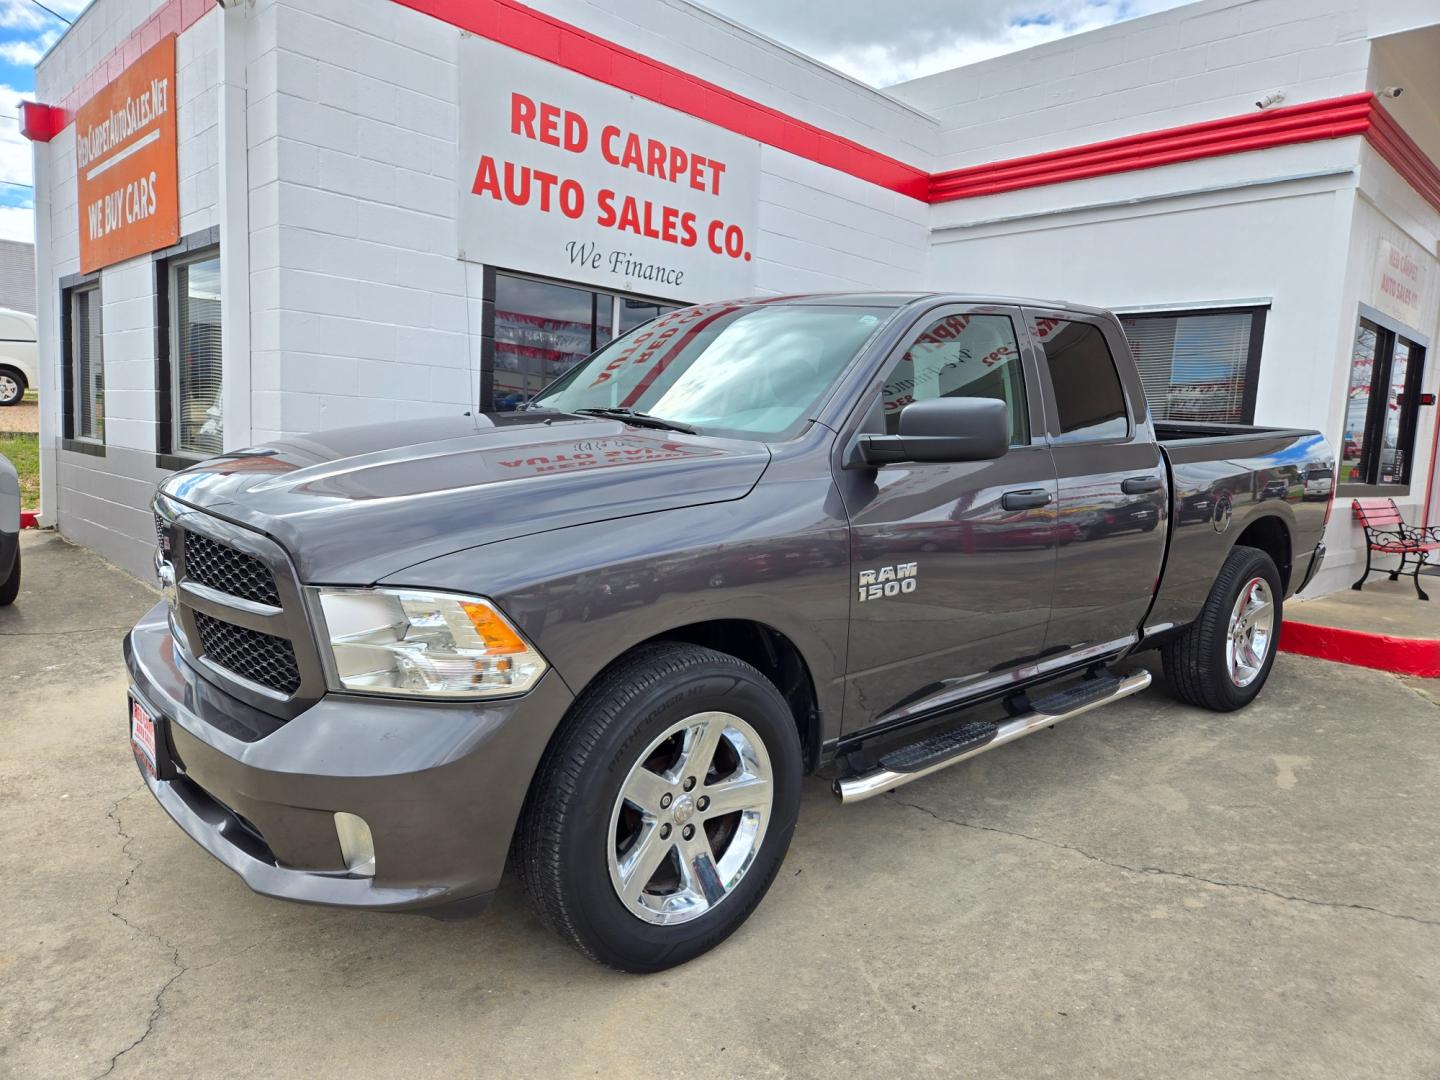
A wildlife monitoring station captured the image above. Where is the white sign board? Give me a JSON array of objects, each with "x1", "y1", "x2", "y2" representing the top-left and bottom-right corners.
[
  {"x1": 457, "y1": 38, "x2": 760, "y2": 300},
  {"x1": 1374, "y1": 238, "x2": 1428, "y2": 330}
]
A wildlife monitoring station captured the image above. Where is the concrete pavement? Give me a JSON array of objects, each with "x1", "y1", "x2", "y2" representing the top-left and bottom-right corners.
[
  {"x1": 1, "y1": 530, "x2": 1437, "y2": 1079},
  {"x1": 0, "y1": 400, "x2": 39, "y2": 434}
]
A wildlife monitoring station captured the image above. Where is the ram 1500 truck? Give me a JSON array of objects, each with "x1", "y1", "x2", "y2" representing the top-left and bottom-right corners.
[{"x1": 124, "y1": 294, "x2": 1332, "y2": 971}]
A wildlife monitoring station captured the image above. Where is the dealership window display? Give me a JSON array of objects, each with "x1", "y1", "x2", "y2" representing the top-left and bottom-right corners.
[
  {"x1": 1340, "y1": 315, "x2": 1427, "y2": 491},
  {"x1": 1119, "y1": 308, "x2": 1265, "y2": 424},
  {"x1": 489, "y1": 272, "x2": 680, "y2": 410}
]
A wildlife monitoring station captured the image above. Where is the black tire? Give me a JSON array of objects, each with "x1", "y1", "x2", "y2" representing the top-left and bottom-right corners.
[
  {"x1": 0, "y1": 368, "x2": 25, "y2": 407},
  {"x1": 516, "y1": 642, "x2": 802, "y2": 972},
  {"x1": 1161, "y1": 545, "x2": 1282, "y2": 712},
  {"x1": 0, "y1": 544, "x2": 19, "y2": 606}
]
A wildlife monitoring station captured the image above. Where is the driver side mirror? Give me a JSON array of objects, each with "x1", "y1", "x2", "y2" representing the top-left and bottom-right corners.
[{"x1": 855, "y1": 397, "x2": 1010, "y2": 467}]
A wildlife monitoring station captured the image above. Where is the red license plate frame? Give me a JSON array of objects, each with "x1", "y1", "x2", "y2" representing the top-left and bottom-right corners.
[{"x1": 130, "y1": 695, "x2": 159, "y2": 779}]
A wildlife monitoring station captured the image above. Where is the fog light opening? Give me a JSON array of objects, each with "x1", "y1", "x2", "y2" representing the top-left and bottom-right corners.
[{"x1": 334, "y1": 812, "x2": 376, "y2": 878}]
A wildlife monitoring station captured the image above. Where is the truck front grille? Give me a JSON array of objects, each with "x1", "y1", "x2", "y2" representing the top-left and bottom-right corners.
[
  {"x1": 156, "y1": 496, "x2": 320, "y2": 717},
  {"x1": 183, "y1": 531, "x2": 282, "y2": 607},
  {"x1": 193, "y1": 611, "x2": 303, "y2": 696}
]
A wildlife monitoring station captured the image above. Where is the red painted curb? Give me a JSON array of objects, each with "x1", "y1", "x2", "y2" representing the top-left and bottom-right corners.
[
  {"x1": 1280, "y1": 619, "x2": 1440, "y2": 678},
  {"x1": 19, "y1": 511, "x2": 37, "y2": 529}
]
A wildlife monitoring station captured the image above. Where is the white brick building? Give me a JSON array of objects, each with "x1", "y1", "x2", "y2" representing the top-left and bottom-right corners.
[{"x1": 22, "y1": 0, "x2": 1440, "y2": 593}]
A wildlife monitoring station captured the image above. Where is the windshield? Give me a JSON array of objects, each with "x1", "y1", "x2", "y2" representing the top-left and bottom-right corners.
[{"x1": 528, "y1": 303, "x2": 891, "y2": 439}]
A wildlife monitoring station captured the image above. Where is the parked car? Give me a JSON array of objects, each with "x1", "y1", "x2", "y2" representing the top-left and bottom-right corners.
[
  {"x1": 1302, "y1": 464, "x2": 1335, "y2": 501},
  {"x1": 125, "y1": 294, "x2": 1332, "y2": 971},
  {"x1": 0, "y1": 452, "x2": 20, "y2": 605},
  {"x1": 0, "y1": 308, "x2": 38, "y2": 407},
  {"x1": 1259, "y1": 478, "x2": 1291, "y2": 501}
]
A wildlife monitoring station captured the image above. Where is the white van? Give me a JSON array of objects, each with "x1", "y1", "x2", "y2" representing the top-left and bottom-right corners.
[{"x1": 0, "y1": 308, "x2": 38, "y2": 407}]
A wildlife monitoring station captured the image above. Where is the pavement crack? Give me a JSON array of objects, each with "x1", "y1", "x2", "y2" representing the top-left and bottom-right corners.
[
  {"x1": 884, "y1": 793, "x2": 1440, "y2": 929},
  {"x1": 94, "y1": 787, "x2": 188, "y2": 1079}
]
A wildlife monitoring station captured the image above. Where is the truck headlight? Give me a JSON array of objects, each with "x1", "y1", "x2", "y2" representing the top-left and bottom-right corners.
[{"x1": 313, "y1": 588, "x2": 546, "y2": 698}]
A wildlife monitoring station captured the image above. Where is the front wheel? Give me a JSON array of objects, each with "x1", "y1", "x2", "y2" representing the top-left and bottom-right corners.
[
  {"x1": 516, "y1": 643, "x2": 802, "y2": 972},
  {"x1": 0, "y1": 368, "x2": 24, "y2": 406},
  {"x1": 1162, "y1": 545, "x2": 1282, "y2": 711},
  {"x1": 0, "y1": 543, "x2": 19, "y2": 606}
]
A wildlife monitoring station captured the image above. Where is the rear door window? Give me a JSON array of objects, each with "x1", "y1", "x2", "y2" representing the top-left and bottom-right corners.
[{"x1": 1035, "y1": 318, "x2": 1130, "y2": 441}]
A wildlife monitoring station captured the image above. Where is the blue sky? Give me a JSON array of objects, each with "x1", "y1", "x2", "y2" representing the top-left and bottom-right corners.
[
  {"x1": 0, "y1": 0, "x2": 1191, "y2": 243},
  {"x1": 0, "y1": 0, "x2": 90, "y2": 242}
]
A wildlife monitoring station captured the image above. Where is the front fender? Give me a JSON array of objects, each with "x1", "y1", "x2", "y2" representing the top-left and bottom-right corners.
[{"x1": 379, "y1": 486, "x2": 853, "y2": 744}]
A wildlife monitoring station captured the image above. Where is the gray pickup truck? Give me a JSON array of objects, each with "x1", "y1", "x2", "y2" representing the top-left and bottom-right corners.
[{"x1": 124, "y1": 293, "x2": 1332, "y2": 971}]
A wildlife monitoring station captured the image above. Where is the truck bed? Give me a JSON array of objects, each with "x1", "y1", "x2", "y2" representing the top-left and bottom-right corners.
[{"x1": 1147, "y1": 424, "x2": 1331, "y2": 640}]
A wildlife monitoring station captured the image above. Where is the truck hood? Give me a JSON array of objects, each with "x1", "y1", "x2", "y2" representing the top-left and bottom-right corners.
[{"x1": 159, "y1": 412, "x2": 771, "y2": 584}]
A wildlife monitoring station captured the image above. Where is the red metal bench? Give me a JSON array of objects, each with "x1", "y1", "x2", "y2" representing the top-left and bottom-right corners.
[{"x1": 1352, "y1": 498, "x2": 1440, "y2": 601}]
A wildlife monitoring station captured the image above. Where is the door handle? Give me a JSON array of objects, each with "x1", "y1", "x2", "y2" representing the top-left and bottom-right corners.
[
  {"x1": 1001, "y1": 488, "x2": 1053, "y2": 511},
  {"x1": 1121, "y1": 476, "x2": 1163, "y2": 495}
]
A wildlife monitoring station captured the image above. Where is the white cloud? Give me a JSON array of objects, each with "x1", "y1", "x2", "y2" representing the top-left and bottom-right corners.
[
  {"x1": 0, "y1": 0, "x2": 88, "y2": 29},
  {"x1": 0, "y1": 0, "x2": 88, "y2": 75},
  {"x1": 0, "y1": 27, "x2": 59, "y2": 66},
  {"x1": 0, "y1": 82, "x2": 34, "y2": 193},
  {"x1": 698, "y1": 0, "x2": 1192, "y2": 86},
  {"x1": 0, "y1": 204, "x2": 33, "y2": 242}
]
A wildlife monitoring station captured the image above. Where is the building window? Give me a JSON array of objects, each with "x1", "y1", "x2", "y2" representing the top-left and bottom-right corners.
[
  {"x1": 487, "y1": 271, "x2": 682, "y2": 411},
  {"x1": 63, "y1": 281, "x2": 104, "y2": 445},
  {"x1": 1118, "y1": 307, "x2": 1265, "y2": 424},
  {"x1": 160, "y1": 248, "x2": 223, "y2": 458},
  {"x1": 1035, "y1": 318, "x2": 1129, "y2": 441},
  {"x1": 1340, "y1": 316, "x2": 1427, "y2": 490}
]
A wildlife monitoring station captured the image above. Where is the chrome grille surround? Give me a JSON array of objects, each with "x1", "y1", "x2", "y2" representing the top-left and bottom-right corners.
[
  {"x1": 183, "y1": 531, "x2": 282, "y2": 607},
  {"x1": 153, "y1": 493, "x2": 324, "y2": 720},
  {"x1": 192, "y1": 611, "x2": 302, "y2": 696}
]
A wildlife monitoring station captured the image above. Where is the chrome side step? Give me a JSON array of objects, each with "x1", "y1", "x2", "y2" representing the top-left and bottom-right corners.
[{"x1": 833, "y1": 669, "x2": 1152, "y2": 804}]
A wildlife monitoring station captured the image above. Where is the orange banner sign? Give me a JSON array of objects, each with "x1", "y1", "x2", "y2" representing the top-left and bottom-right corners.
[{"x1": 76, "y1": 36, "x2": 179, "y2": 274}]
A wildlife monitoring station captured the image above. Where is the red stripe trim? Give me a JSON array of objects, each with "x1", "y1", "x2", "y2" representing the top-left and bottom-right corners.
[
  {"x1": 1366, "y1": 99, "x2": 1440, "y2": 213},
  {"x1": 31, "y1": 0, "x2": 1440, "y2": 219},
  {"x1": 1280, "y1": 618, "x2": 1440, "y2": 678},
  {"x1": 392, "y1": 0, "x2": 931, "y2": 199},
  {"x1": 929, "y1": 94, "x2": 1376, "y2": 201}
]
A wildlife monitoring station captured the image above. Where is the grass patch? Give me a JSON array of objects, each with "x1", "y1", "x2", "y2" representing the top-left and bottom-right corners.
[{"x1": 0, "y1": 432, "x2": 39, "y2": 508}]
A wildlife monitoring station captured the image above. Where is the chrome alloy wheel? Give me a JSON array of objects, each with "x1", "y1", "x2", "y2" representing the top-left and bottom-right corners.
[
  {"x1": 1226, "y1": 576, "x2": 1274, "y2": 687},
  {"x1": 0, "y1": 373, "x2": 19, "y2": 404},
  {"x1": 607, "y1": 711, "x2": 774, "y2": 925}
]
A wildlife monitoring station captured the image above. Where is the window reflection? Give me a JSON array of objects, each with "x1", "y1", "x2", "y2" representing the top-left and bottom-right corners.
[
  {"x1": 492, "y1": 274, "x2": 682, "y2": 411},
  {"x1": 1341, "y1": 317, "x2": 1425, "y2": 488},
  {"x1": 1341, "y1": 322, "x2": 1376, "y2": 484}
]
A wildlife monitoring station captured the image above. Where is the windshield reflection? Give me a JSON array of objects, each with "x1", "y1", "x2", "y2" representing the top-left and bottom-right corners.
[{"x1": 532, "y1": 304, "x2": 889, "y2": 440}]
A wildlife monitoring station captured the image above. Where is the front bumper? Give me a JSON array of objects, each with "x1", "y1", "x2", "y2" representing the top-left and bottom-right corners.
[{"x1": 123, "y1": 601, "x2": 574, "y2": 913}]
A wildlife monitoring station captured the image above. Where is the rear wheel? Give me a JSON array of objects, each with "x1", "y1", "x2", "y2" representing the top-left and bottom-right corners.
[
  {"x1": 516, "y1": 643, "x2": 802, "y2": 972},
  {"x1": 1162, "y1": 545, "x2": 1281, "y2": 711}
]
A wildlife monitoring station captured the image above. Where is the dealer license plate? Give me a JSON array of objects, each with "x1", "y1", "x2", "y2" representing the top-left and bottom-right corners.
[{"x1": 130, "y1": 696, "x2": 158, "y2": 778}]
